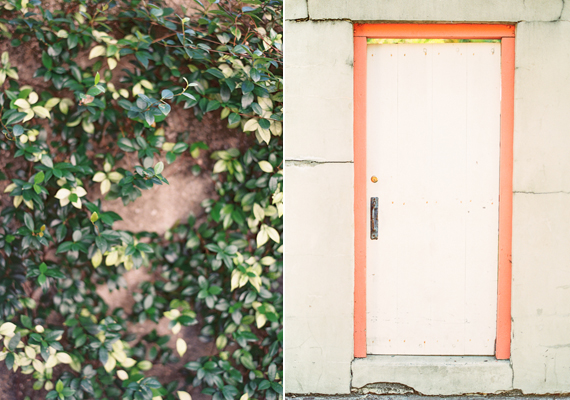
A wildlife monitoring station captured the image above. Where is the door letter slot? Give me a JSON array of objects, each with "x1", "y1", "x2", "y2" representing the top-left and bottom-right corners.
[{"x1": 370, "y1": 197, "x2": 379, "y2": 240}]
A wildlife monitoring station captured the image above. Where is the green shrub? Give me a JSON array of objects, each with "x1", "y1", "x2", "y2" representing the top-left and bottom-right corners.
[{"x1": 0, "y1": 0, "x2": 282, "y2": 399}]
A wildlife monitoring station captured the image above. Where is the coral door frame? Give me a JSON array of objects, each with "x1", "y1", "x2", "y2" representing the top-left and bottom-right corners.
[{"x1": 353, "y1": 23, "x2": 515, "y2": 359}]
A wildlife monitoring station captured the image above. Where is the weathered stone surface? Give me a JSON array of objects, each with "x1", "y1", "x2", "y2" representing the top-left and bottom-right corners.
[
  {"x1": 306, "y1": 0, "x2": 562, "y2": 22},
  {"x1": 285, "y1": 0, "x2": 308, "y2": 20},
  {"x1": 284, "y1": 20, "x2": 353, "y2": 162},
  {"x1": 285, "y1": 161, "x2": 354, "y2": 394},
  {"x1": 511, "y1": 192, "x2": 570, "y2": 394},
  {"x1": 513, "y1": 21, "x2": 570, "y2": 193}
]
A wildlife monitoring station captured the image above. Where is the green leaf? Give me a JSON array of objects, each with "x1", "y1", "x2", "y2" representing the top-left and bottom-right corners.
[
  {"x1": 117, "y1": 138, "x2": 135, "y2": 152},
  {"x1": 135, "y1": 51, "x2": 151, "y2": 69},
  {"x1": 270, "y1": 382, "x2": 283, "y2": 394},
  {"x1": 24, "y1": 213, "x2": 34, "y2": 231},
  {"x1": 39, "y1": 262, "x2": 48, "y2": 274},
  {"x1": 222, "y1": 385, "x2": 239, "y2": 400},
  {"x1": 38, "y1": 274, "x2": 47, "y2": 284},
  {"x1": 56, "y1": 241, "x2": 74, "y2": 253},
  {"x1": 181, "y1": 92, "x2": 196, "y2": 101},
  {"x1": 41, "y1": 155, "x2": 54, "y2": 168},
  {"x1": 90, "y1": 212, "x2": 99, "y2": 223},
  {"x1": 7, "y1": 333, "x2": 21, "y2": 351},
  {"x1": 228, "y1": 113, "x2": 240, "y2": 126},
  {"x1": 136, "y1": 243, "x2": 154, "y2": 253},
  {"x1": 144, "y1": 111, "x2": 155, "y2": 126},
  {"x1": 241, "y1": 80, "x2": 254, "y2": 93},
  {"x1": 161, "y1": 89, "x2": 173, "y2": 99},
  {"x1": 67, "y1": 34, "x2": 78, "y2": 49},
  {"x1": 34, "y1": 171, "x2": 45, "y2": 184},
  {"x1": 94, "y1": 71, "x2": 100, "y2": 85},
  {"x1": 206, "y1": 100, "x2": 220, "y2": 113},
  {"x1": 166, "y1": 151, "x2": 176, "y2": 164},
  {"x1": 42, "y1": 52, "x2": 53, "y2": 70},
  {"x1": 205, "y1": 68, "x2": 225, "y2": 79},
  {"x1": 6, "y1": 112, "x2": 27, "y2": 125},
  {"x1": 87, "y1": 85, "x2": 105, "y2": 96},
  {"x1": 5, "y1": 353, "x2": 14, "y2": 370},
  {"x1": 154, "y1": 162, "x2": 164, "y2": 175},
  {"x1": 12, "y1": 124, "x2": 23, "y2": 136},
  {"x1": 158, "y1": 102, "x2": 171, "y2": 116},
  {"x1": 172, "y1": 143, "x2": 188, "y2": 154},
  {"x1": 268, "y1": 363, "x2": 277, "y2": 381}
]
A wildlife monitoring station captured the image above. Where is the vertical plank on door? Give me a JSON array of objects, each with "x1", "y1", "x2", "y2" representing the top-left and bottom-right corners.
[{"x1": 366, "y1": 43, "x2": 501, "y2": 355}]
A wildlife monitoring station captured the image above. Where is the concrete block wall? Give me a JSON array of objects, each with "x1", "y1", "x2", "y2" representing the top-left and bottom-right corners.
[{"x1": 285, "y1": 0, "x2": 570, "y2": 395}]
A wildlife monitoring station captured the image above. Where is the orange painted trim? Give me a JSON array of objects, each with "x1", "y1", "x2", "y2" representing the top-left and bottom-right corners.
[
  {"x1": 354, "y1": 23, "x2": 515, "y2": 39},
  {"x1": 496, "y1": 37, "x2": 515, "y2": 360},
  {"x1": 353, "y1": 24, "x2": 515, "y2": 359},
  {"x1": 353, "y1": 35, "x2": 368, "y2": 358}
]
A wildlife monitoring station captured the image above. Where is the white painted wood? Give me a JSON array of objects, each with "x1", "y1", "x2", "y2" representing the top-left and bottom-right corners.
[{"x1": 366, "y1": 43, "x2": 501, "y2": 355}]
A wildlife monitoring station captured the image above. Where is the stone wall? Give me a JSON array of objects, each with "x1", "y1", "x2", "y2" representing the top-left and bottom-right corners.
[{"x1": 284, "y1": 0, "x2": 570, "y2": 394}]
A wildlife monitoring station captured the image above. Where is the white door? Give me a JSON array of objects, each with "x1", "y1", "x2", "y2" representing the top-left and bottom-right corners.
[{"x1": 366, "y1": 43, "x2": 501, "y2": 355}]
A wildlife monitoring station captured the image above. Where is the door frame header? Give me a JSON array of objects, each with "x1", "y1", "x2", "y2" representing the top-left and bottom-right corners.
[{"x1": 354, "y1": 23, "x2": 515, "y2": 39}]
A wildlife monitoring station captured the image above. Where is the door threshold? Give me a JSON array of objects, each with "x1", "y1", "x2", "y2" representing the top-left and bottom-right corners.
[{"x1": 352, "y1": 355, "x2": 513, "y2": 396}]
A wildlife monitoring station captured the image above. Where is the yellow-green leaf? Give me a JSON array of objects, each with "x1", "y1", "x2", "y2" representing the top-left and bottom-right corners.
[
  {"x1": 178, "y1": 391, "x2": 192, "y2": 400},
  {"x1": 243, "y1": 118, "x2": 259, "y2": 132},
  {"x1": 162, "y1": 142, "x2": 175, "y2": 151},
  {"x1": 176, "y1": 338, "x2": 187, "y2": 357},
  {"x1": 66, "y1": 117, "x2": 81, "y2": 127},
  {"x1": 213, "y1": 159, "x2": 227, "y2": 174},
  {"x1": 0, "y1": 322, "x2": 16, "y2": 336},
  {"x1": 100, "y1": 178, "x2": 111, "y2": 194},
  {"x1": 140, "y1": 79, "x2": 153, "y2": 90},
  {"x1": 89, "y1": 45, "x2": 106, "y2": 59},
  {"x1": 32, "y1": 106, "x2": 51, "y2": 119},
  {"x1": 266, "y1": 225, "x2": 280, "y2": 243},
  {"x1": 106, "y1": 251, "x2": 118, "y2": 266},
  {"x1": 14, "y1": 99, "x2": 30, "y2": 109},
  {"x1": 257, "y1": 127, "x2": 271, "y2": 144},
  {"x1": 253, "y1": 203, "x2": 265, "y2": 221},
  {"x1": 256, "y1": 312, "x2": 267, "y2": 329},
  {"x1": 256, "y1": 229, "x2": 269, "y2": 248},
  {"x1": 25, "y1": 346, "x2": 36, "y2": 359},
  {"x1": 45, "y1": 97, "x2": 60, "y2": 109},
  {"x1": 56, "y1": 352, "x2": 72, "y2": 364},
  {"x1": 231, "y1": 270, "x2": 241, "y2": 291},
  {"x1": 117, "y1": 370, "x2": 129, "y2": 380},
  {"x1": 92, "y1": 249, "x2": 102, "y2": 268},
  {"x1": 258, "y1": 161, "x2": 273, "y2": 173},
  {"x1": 216, "y1": 335, "x2": 227, "y2": 350},
  {"x1": 104, "y1": 355, "x2": 116, "y2": 372},
  {"x1": 107, "y1": 172, "x2": 123, "y2": 182},
  {"x1": 137, "y1": 360, "x2": 152, "y2": 371},
  {"x1": 108, "y1": 58, "x2": 118, "y2": 70},
  {"x1": 92, "y1": 171, "x2": 107, "y2": 182},
  {"x1": 28, "y1": 92, "x2": 38, "y2": 104}
]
